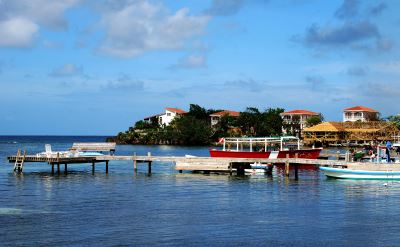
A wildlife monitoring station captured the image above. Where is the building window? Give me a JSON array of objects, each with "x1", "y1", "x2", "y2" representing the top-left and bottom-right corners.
[{"x1": 166, "y1": 113, "x2": 171, "y2": 116}]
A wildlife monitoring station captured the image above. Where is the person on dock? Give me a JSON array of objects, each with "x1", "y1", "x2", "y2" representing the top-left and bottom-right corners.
[{"x1": 386, "y1": 140, "x2": 392, "y2": 163}]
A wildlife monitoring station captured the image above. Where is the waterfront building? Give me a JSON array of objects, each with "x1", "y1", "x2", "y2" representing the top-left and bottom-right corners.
[
  {"x1": 209, "y1": 110, "x2": 240, "y2": 126},
  {"x1": 280, "y1": 109, "x2": 320, "y2": 134},
  {"x1": 144, "y1": 107, "x2": 186, "y2": 127},
  {"x1": 303, "y1": 121, "x2": 399, "y2": 146},
  {"x1": 343, "y1": 106, "x2": 379, "y2": 122}
]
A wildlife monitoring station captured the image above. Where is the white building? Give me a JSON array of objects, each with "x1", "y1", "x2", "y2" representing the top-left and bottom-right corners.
[
  {"x1": 209, "y1": 110, "x2": 240, "y2": 126},
  {"x1": 280, "y1": 109, "x2": 320, "y2": 133},
  {"x1": 158, "y1": 108, "x2": 187, "y2": 126},
  {"x1": 343, "y1": 106, "x2": 379, "y2": 122}
]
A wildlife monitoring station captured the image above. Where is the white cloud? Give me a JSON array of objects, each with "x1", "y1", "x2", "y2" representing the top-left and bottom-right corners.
[
  {"x1": 0, "y1": 0, "x2": 80, "y2": 47},
  {"x1": 98, "y1": 0, "x2": 210, "y2": 58},
  {"x1": 50, "y1": 64, "x2": 83, "y2": 77},
  {"x1": 0, "y1": 18, "x2": 38, "y2": 47},
  {"x1": 172, "y1": 54, "x2": 207, "y2": 69}
]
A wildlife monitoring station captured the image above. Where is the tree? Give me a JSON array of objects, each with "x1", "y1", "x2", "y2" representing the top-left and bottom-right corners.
[
  {"x1": 172, "y1": 116, "x2": 212, "y2": 145},
  {"x1": 237, "y1": 107, "x2": 284, "y2": 136},
  {"x1": 187, "y1": 104, "x2": 209, "y2": 121},
  {"x1": 261, "y1": 108, "x2": 284, "y2": 136},
  {"x1": 305, "y1": 115, "x2": 324, "y2": 128},
  {"x1": 387, "y1": 115, "x2": 400, "y2": 129},
  {"x1": 212, "y1": 114, "x2": 240, "y2": 139}
]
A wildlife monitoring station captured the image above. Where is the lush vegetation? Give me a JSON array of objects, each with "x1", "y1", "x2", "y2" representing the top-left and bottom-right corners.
[
  {"x1": 387, "y1": 115, "x2": 400, "y2": 129},
  {"x1": 305, "y1": 115, "x2": 324, "y2": 127},
  {"x1": 114, "y1": 104, "x2": 285, "y2": 145}
]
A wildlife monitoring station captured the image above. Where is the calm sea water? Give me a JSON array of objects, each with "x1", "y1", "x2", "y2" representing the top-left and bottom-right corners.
[{"x1": 1, "y1": 136, "x2": 400, "y2": 246}]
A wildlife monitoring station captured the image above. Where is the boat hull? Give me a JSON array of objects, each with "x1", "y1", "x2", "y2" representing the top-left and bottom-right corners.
[
  {"x1": 320, "y1": 166, "x2": 400, "y2": 180},
  {"x1": 209, "y1": 149, "x2": 321, "y2": 159}
]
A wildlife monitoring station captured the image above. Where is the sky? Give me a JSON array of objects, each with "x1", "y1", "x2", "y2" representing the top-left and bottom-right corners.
[{"x1": 0, "y1": 0, "x2": 399, "y2": 135}]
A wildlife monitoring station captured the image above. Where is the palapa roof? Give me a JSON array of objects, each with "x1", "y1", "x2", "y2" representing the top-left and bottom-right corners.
[
  {"x1": 303, "y1": 122, "x2": 344, "y2": 132},
  {"x1": 345, "y1": 128, "x2": 380, "y2": 133},
  {"x1": 281, "y1": 109, "x2": 319, "y2": 116},
  {"x1": 165, "y1": 107, "x2": 187, "y2": 114},
  {"x1": 344, "y1": 106, "x2": 378, "y2": 113},
  {"x1": 210, "y1": 110, "x2": 240, "y2": 117}
]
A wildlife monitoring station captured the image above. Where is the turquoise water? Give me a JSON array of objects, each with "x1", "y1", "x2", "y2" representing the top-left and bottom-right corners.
[{"x1": 1, "y1": 136, "x2": 400, "y2": 246}]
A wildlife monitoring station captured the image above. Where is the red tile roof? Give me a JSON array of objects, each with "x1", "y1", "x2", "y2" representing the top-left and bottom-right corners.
[
  {"x1": 210, "y1": 110, "x2": 240, "y2": 117},
  {"x1": 281, "y1": 109, "x2": 319, "y2": 116},
  {"x1": 344, "y1": 106, "x2": 378, "y2": 113},
  {"x1": 165, "y1": 107, "x2": 187, "y2": 114}
]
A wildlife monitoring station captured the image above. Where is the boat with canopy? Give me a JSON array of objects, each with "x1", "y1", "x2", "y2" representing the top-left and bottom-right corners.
[{"x1": 209, "y1": 136, "x2": 322, "y2": 159}]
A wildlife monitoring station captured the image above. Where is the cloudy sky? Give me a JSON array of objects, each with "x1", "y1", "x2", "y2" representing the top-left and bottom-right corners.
[{"x1": 1, "y1": 0, "x2": 399, "y2": 135}]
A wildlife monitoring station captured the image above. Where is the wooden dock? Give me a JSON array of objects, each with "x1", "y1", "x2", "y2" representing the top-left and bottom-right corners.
[
  {"x1": 7, "y1": 151, "x2": 362, "y2": 178},
  {"x1": 7, "y1": 140, "x2": 399, "y2": 178}
]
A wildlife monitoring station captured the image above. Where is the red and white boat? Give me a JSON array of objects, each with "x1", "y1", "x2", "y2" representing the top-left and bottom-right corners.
[{"x1": 209, "y1": 136, "x2": 322, "y2": 159}]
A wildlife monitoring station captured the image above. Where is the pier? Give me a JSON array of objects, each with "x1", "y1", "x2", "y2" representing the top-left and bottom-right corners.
[
  {"x1": 7, "y1": 142, "x2": 400, "y2": 178},
  {"x1": 7, "y1": 151, "x2": 373, "y2": 179}
]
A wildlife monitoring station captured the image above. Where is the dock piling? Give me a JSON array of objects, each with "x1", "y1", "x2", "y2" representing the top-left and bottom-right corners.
[
  {"x1": 92, "y1": 162, "x2": 95, "y2": 174},
  {"x1": 148, "y1": 161, "x2": 152, "y2": 174},
  {"x1": 64, "y1": 163, "x2": 68, "y2": 174},
  {"x1": 105, "y1": 161, "x2": 109, "y2": 173},
  {"x1": 294, "y1": 154, "x2": 298, "y2": 180},
  {"x1": 285, "y1": 154, "x2": 290, "y2": 177},
  {"x1": 57, "y1": 163, "x2": 60, "y2": 175}
]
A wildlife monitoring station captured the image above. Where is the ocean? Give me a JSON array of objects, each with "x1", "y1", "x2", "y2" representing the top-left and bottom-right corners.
[{"x1": 1, "y1": 136, "x2": 400, "y2": 246}]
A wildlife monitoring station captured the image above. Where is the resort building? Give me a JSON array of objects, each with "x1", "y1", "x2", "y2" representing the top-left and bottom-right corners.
[
  {"x1": 280, "y1": 109, "x2": 320, "y2": 134},
  {"x1": 158, "y1": 108, "x2": 187, "y2": 126},
  {"x1": 343, "y1": 106, "x2": 379, "y2": 122},
  {"x1": 209, "y1": 110, "x2": 240, "y2": 126},
  {"x1": 144, "y1": 107, "x2": 186, "y2": 127}
]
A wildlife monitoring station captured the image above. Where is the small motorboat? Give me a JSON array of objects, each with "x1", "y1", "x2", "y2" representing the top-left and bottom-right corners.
[
  {"x1": 320, "y1": 166, "x2": 400, "y2": 180},
  {"x1": 244, "y1": 162, "x2": 272, "y2": 175}
]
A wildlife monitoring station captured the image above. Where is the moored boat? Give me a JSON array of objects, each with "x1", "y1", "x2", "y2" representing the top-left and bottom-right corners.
[
  {"x1": 209, "y1": 136, "x2": 322, "y2": 159},
  {"x1": 320, "y1": 166, "x2": 400, "y2": 180}
]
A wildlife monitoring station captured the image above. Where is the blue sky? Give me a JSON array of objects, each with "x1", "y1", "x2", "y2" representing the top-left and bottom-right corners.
[{"x1": 1, "y1": 0, "x2": 399, "y2": 135}]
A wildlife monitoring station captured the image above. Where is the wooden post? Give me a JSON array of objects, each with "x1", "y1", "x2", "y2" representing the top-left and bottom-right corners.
[
  {"x1": 105, "y1": 161, "x2": 109, "y2": 173},
  {"x1": 51, "y1": 164, "x2": 54, "y2": 175},
  {"x1": 57, "y1": 163, "x2": 60, "y2": 175},
  {"x1": 148, "y1": 161, "x2": 152, "y2": 174},
  {"x1": 237, "y1": 164, "x2": 245, "y2": 176},
  {"x1": 294, "y1": 164, "x2": 298, "y2": 180},
  {"x1": 92, "y1": 162, "x2": 95, "y2": 174},
  {"x1": 229, "y1": 162, "x2": 233, "y2": 175},
  {"x1": 64, "y1": 163, "x2": 67, "y2": 174},
  {"x1": 133, "y1": 152, "x2": 137, "y2": 174},
  {"x1": 285, "y1": 154, "x2": 290, "y2": 177}
]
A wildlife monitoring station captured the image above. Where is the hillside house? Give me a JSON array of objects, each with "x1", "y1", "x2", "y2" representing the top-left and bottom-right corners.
[
  {"x1": 144, "y1": 107, "x2": 186, "y2": 127},
  {"x1": 343, "y1": 106, "x2": 379, "y2": 122},
  {"x1": 209, "y1": 110, "x2": 240, "y2": 126}
]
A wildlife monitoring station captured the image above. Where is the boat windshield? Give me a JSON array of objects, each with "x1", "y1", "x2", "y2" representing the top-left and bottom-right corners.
[{"x1": 221, "y1": 136, "x2": 300, "y2": 152}]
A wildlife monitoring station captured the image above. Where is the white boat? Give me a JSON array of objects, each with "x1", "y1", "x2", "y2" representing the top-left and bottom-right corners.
[
  {"x1": 320, "y1": 166, "x2": 400, "y2": 180},
  {"x1": 244, "y1": 162, "x2": 272, "y2": 175},
  {"x1": 320, "y1": 144, "x2": 400, "y2": 180}
]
